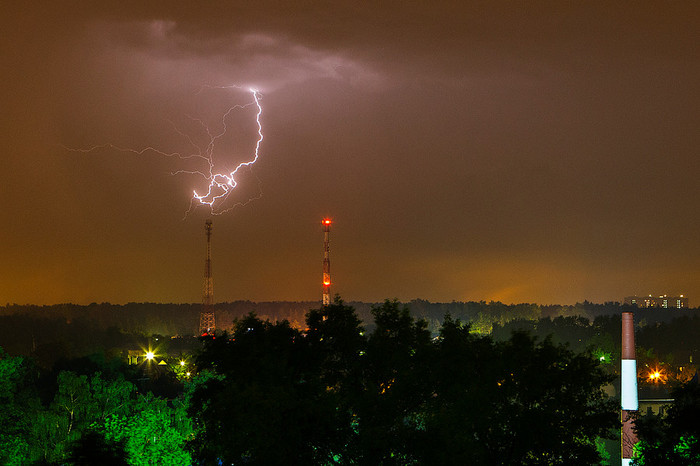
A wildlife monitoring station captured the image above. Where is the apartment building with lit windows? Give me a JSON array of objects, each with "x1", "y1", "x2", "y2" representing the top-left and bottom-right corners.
[{"x1": 624, "y1": 295, "x2": 689, "y2": 309}]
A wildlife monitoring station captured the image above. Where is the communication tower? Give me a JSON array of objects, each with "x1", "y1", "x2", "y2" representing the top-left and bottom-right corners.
[
  {"x1": 322, "y1": 218, "x2": 332, "y2": 306},
  {"x1": 199, "y1": 219, "x2": 216, "y2": 335}
]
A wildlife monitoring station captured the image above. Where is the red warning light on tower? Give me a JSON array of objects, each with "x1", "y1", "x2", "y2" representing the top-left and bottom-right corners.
[{"x1": 322, "y1": 218, "x2": 332, "y2": 225}]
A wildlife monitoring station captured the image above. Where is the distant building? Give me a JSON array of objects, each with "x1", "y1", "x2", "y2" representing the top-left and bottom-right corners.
[
  {"x1": 639, "y1": 398, "x2": 674, "y2": 416},
  {"x1": 127, "y1": 349, "x2": 145, "y2": 365},
  {"x1": 624, "y1": 295, "x2": 689, "y2": 309}
]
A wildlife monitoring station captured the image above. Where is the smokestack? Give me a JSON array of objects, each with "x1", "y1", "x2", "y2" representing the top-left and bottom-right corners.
[{"x1": 621, "y1": 311, "x2": 638, "y2": 465}]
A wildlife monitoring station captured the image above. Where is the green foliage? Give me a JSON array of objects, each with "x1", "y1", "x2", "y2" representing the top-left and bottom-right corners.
[
  {"x1": 416, "y1": 318, "x2": 618, "y2": 465},
  {"x1": 189, "y1": 302, "x2": 618, "y2": 465},
  {"x1": 189, "y1": 310, "x2": 352, "y2": 464},
  {"x1": 0, "y1": 347, "x2": 191, "y2": 465},
  {"x1": 596, "y1": 437, "x2": 611, "y2": 464},
  {"x1": 352, "y1": 300, "x2": 433, "y2": 464},
  {"x1": 0, "y1": 348, "x2": 25, "y2": 397},
  {"x1": 0, "y1": 349, "x2": 35, "y2": 465},
  {"x1": 0, "y1": 434, "x2": 30, "y2": 466},
  {"x1": 29, "y1": 371, "x2": 137, "y2": 463},
  {"x1": 633, "y1": 382, "x2": 700, "y2": 465},
  {"x1": 101, "y1": 394, "x2": 192, "y2": 466},
  {"x1": 2, "y1": 296, "x2": 625, "y2": 465},
  {"x1": 306, "y1": 296, "x2": 366, "y2": 393}
]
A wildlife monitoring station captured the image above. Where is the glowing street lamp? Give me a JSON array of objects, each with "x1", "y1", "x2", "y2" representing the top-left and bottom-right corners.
[
  {"x1": 145, "y1": 351, "x2": 155, "y2": 361},
  {"x1": 647, "y1": 368, "x2": 666, "y2": 383}
]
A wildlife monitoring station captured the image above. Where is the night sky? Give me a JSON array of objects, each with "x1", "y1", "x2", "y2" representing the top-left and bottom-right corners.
[{"x1": 1, "y1": 2, "x2": 698, "y2": 306}]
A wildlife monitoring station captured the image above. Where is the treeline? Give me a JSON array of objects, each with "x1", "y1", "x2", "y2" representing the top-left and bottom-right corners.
[
  {"x1": 0, "y1": 301, "x2": 319, "y2": 336},
  {"x1": 3, "y1": 299, "x2": 697, "y2": 338},
  {"x1": 493, "y1": 313, "x2": 700, "y2": 390},
  {"x1": 3, "y1": 300, "x2": 699, "y2": 373},
  {"x1": 494, "y1": 314, "x2": 700, "y2": 361},
  {"x1": 1, "y1": 299, "x2": 619, "y2": 465},
  {"x1": 3, "y1": 298, "x2": 700, "y2": 463}
]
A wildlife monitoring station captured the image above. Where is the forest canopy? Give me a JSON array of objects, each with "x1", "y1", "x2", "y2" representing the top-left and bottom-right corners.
[{"x1": 1, "y1": 299, "x2": 620, "y2": 465}]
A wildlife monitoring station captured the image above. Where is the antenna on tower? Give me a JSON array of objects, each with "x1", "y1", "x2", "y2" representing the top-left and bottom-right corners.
[
  {"x1": 199, "y1": 219, "x2": 216, "y2": 336},
  {"x1": 322, "y1": 218, "x2": 332, "y2": 306}
]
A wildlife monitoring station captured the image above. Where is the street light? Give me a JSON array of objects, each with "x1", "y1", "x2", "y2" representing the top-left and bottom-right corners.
[{"x1": 646, "y1": 367, "x2": 666, "y2": 384}]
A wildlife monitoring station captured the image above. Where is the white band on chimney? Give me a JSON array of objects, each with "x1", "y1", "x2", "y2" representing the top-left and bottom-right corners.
[{"x1": 621, "y1": 359, "x2": 638, "y2": 411}]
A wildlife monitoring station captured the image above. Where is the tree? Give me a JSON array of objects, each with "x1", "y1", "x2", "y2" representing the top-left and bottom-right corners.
[
  {"x1": 304, "y1": 298, "x2": 368, "y2": 462},
  {"x1": 633, "y1": 381, "x2": 700, "y2": 465},
  {"x1": 188, "y1": 313, "x2": 345, "y2": 465},
  {"x1": 0, "y1": 348, "x2": 37, "y2": 465},
  {"x1": 305, "y1": 297, "x2": 366, "y2": 395},
  {"x1": 30, "y1": 371, "x2": 136, "y2": 464},
  {"x1": 416, "y1": 318, "x2": 618, "y2": 465},
  {"x1": 348, "y1": 300, "x2": 433, "y2": 464},
  {"x1": 187, "y1": 301, "x2": 619, "y2": 465},
  {"x1": 101, "y1": 394, "x2": 192, "y2": 466}
]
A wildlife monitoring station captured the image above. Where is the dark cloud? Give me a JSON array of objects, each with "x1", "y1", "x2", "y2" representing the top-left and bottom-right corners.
[{"x1": 1, "y1": 2, "x2": 698, "y2": 305}]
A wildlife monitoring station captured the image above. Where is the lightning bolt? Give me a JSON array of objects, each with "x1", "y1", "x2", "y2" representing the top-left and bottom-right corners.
[
  {"x1": 65, "y1": 86, "x2": 265, "y2": 216},
  {"x1": 189, "y1": 88, "x2": 264, "y2": 213}
]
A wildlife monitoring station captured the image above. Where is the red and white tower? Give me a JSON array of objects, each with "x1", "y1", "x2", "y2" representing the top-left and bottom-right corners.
[
  {"x1": 621, "y1": 311, "x2": 638, "y2": 465},
  {"x1": 322, "y1": 218, "x2": 331, "y2": 306},
  {"x1": 199, "y1": 219, "x2": 216, "y2": 336}
]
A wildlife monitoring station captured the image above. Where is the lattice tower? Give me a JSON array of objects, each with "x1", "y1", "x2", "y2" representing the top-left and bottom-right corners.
[{"x1": 199, "y1": 219, "x2": 216, "y2": 335}]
